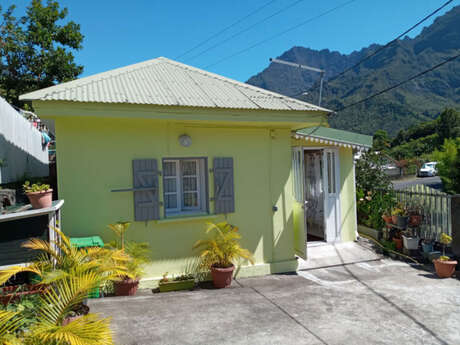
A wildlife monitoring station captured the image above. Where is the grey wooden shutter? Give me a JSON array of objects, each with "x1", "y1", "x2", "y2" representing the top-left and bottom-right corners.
[
  {"x1": 213, "y1": 157, "x2": 235, "y2": 214},
  {"x1": 133, "y1": 159, "x2": 160, "y2": 221}
]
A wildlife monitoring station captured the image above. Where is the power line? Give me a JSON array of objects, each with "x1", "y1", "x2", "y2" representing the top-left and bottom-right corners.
[
  {"x1": 316, "y1": 0, "x2": 455, "y2": 87},
  {"x1": 335, "y1": 52, "x2": 460, "y2": 112},
  {"x1": 185, "y1": 0, "x2": 308, "y2": 62},
  {"x1": 204, "y1": 0, "x2": 357, "y2": 69},
  {"x1": 175, "y1": 0, "x2": 277, "y2": 60}
]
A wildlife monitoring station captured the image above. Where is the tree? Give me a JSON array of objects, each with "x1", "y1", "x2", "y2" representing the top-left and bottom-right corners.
[
  {"x1": 437, "y1": 108, "x2": 460, "y2": 143},
  {"x1": 355, "y1": 151, "x2": 392, "y2": 195},
  {"x1": 372, "y1": 129, "x2": 391, "y2": 152},
  {"x1": 434, "y1": 138, "x2": 460, "y2": 194},
  {"x1": 0, "y1": 0, "x2": 83, "y2": 107}
]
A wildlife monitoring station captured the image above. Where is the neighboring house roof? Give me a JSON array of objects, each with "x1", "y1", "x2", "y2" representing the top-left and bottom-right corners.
[
  {"x1": 19, "y1": 57, "x2": 331, "y2": 113},
  {"x1": 295, "y1": 126, "x2": 373, "y2": 150}
]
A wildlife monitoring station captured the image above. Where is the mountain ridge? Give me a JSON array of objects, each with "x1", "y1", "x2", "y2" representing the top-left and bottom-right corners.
[{"x1": 246, "y1": 5, "x2": 460, "y2": 136}]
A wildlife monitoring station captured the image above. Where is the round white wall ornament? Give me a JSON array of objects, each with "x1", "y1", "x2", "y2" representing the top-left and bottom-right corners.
[{"x1": 179, "y1": 134, "x2": 192, "y2": 147}]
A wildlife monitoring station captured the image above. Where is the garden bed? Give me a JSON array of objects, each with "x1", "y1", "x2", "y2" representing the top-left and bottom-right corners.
[{"x1": 159, "y1": 279, "x2": 195, "y2": 293}]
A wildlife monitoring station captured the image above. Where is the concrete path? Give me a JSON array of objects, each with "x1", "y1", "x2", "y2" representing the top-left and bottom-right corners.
[
  {"x1": 90, "y1": 260, "x2": 460, "y2": 345},
  {"x1": 297, "y1": 241, "x2": 381, "y2": 270}
]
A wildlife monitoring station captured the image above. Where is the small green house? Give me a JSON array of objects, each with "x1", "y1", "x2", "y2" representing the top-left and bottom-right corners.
[{"x1": 20, "y1": 57, "x2": 371, "y2": 280}]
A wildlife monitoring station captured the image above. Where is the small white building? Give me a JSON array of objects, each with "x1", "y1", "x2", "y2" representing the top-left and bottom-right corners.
[{"x1": 0, "y1": 97, "x2": 49, "y2": 184}]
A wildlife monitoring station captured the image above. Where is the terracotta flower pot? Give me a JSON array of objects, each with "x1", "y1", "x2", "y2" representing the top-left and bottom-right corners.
[
  {"x1": 114, "y1": 278, "x2": 139, "y2": 296},
  {"x1": 409, "y1": 215, "x2": 422, "y2": 227},
  {"x1": 433, "y1": 259, "x2": 458, "y2": 278},
  {"x1": 393, "y1": 237, "x2": 403, "y2": 251},
  {"x1": 382, "y1": 215, "x2": 393, "y2": 224},
  {"x1": 26, "y1": 189, "x2": 53, "y2": 209},
  {"x1": 391, "y1": 215, "x2": 398, "y2": 225},
  {"x1": 211, "y1": 265, "x2": 235, "y2": 288}
]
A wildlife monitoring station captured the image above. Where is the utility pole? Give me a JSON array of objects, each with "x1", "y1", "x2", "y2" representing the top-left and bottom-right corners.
[{"x1": 269, "y1": 58, "x2": 325, "y2": 106}]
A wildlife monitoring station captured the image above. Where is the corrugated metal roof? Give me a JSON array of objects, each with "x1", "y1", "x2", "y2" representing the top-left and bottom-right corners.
[
  {"x1": 19, "y1": 57, "x2": 331, "y2": 113},
  {"x1": 295, "y1": 127, "x2": 373, "y2": 149}
]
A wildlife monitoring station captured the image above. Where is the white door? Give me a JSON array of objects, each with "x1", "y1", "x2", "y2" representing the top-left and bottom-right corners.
[
  {"x1": 323, "y1": 149, "x2": 341, "y2": 242},
  {"x1": 304, "y1": 149, "x2": 325, "y2": 241}
]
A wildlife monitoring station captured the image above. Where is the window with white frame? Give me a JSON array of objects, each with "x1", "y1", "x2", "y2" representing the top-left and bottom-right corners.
[{"x1": 163, "y1": 158, "x2": 207, "y2": 216}]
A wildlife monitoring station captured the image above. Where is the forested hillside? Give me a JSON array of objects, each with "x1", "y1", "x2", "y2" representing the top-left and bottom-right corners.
[{"x1": 247, "y1": 5, "x2": 460, "y2": 136}]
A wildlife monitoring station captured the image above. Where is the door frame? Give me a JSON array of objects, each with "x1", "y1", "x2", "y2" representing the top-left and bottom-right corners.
[{"x1": 302, "y1": 146, "x2": 342, "y2": 243}]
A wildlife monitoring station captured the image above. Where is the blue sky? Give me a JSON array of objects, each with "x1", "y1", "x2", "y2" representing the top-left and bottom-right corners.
[{"x1": 5, "y1": 0, "x2": 457, "y2": 81}]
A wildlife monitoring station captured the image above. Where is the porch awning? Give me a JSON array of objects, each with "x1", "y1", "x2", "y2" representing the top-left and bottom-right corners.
[{"x1": 294, "y1": 127, "x2": 372, "y2": 150}]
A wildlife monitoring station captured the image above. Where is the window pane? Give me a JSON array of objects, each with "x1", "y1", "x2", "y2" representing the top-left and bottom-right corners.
[
  {"x1": 183, "y1": 177, "x2": 197, "y2": 191},
  {"x1": 165, "y1": 194, "x2": 177, "y2": 209},
  {"x1": 183, "y1": 192, "x2": 198, "y2": 207},
  {"x1": 164, "y1": 178, "x2": 177, "y2": 193},
  {"x1": 164, "y1": 161, "x2": 176, "y2": 177},
  {"x1": 182, "y1": 161, "x2": 197, "y2": 176}
]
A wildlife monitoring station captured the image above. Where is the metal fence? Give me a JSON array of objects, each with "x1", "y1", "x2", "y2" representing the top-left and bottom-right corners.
[{"x1": 394, "y1": 184, "x2": 451, "y2": 240}]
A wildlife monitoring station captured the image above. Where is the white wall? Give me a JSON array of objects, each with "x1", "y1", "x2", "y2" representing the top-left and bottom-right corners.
[{"x1": 0, "y1": 97, "x2": 49, "y2": 184}]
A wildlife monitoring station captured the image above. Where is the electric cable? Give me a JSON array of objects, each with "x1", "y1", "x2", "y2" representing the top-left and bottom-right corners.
[
  {"x1": 185, "y1": 0, "x2": 308, "y2": 62},
  {"x1": 175, "y1": 0, "x2": 277, "y2": 59},
  {"x1": 335, "y1": 52, "x2": 460, "y2": 112},
  {"x1": 203, "y1": 0, "x2": 358, "y2": 69}
]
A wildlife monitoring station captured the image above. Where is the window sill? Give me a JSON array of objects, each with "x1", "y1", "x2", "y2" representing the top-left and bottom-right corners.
[{"x1": 155, "y1": 213, "x2": 219, "y2": 224}]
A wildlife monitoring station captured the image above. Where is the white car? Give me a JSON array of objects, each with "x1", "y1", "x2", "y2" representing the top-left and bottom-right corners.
[{"x1": 418, "y1": 162, "x2": 438, "y2": 177}]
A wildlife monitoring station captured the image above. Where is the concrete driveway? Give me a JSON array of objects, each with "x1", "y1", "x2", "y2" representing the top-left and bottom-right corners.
[{"x1": 90, "y1": 259, "x2": 460, "y2": 345}]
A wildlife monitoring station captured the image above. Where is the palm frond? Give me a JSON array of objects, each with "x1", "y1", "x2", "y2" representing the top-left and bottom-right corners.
[
  {"x1": 0, "y1": 264, "x2": 42, "y2": 286},
  {"x1": 0, "y1": 310, "x2": 23, "y2": 339},
  {"x1": 22, "y1": 237, "x2": 61, "y2": 262},
  {"x1": 30, "y1": 313, "x2": 113, "y2": 345}
]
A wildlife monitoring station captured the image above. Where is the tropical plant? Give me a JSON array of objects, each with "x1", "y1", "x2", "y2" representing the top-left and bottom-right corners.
[
  {"x1": 0, "y1": 310, "x2": 23, "y2": 345},
  {"x1": 0, "y1": 229, "x2": 126, "y2": 344},
  {"x1": 193, "y1": 222, "x2": 255, "y2": 269},
  {"x1": 22, "y1": 181, "x2": 51, "y2": 193},
  {"x1": 356, "y1": 189, "x2": 396, "y2": 230},
  {"x1": 0, "y1": 275, "x2": 114, "y2": 344},
  {"x1": 2, "y1": 293, "x2": 41, "y2": 333},
  {"x1": 0, "y1": 228, "x2": 128, "y2": 287},
  {"x1": 107, "y1": 222, "x2": 150, "y2": 280},
  {"x1": 439, "y1": 233, "x2": 452, "y2": 261}
]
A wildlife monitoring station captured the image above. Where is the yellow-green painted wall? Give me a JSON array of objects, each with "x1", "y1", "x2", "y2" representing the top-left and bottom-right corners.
[
  {"x1": 53, "y1": 115, "x2": 300, "y2": 281},
  {"x1": 291, "y1": 139, "x2": 357, "y2": 243}
]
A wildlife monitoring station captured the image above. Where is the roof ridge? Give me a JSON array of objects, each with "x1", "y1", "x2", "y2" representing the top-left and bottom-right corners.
[
  {"x1": 20, "y1": 58, "x2": 164, "y2": 100},
  {"x1": 19, "y1": 56, "x2": 332, "y2": 113},
  {"x1": 158, "y1": 57, "x2": 329, "y2": 111}
]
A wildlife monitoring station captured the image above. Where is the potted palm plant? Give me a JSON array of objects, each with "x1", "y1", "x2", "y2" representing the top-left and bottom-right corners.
[
  {"x1": 193, "y1": 222, "x2": 254, "y2": 288},
  {"x1": 22, "y1": 181, "x2": 53, "y2": 209},
  {"x1": 0, "y1": 228, "x2": 126, "y2": 343},
  {"x1": 433, "y1": 233, "x2": 457, "y2": 278},
  {"x1": 107, "y1": 221, "x2": 151, "y2": 296}
]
